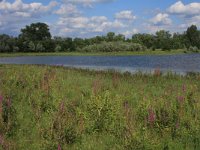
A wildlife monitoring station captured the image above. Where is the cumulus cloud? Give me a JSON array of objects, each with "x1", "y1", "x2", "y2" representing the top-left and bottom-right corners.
[
  {"x1": 54, "y1": 15, "x2": 127, "y2": 37},
  {"x1": 54, "y1": 4, "x2": 81, "y2": 17},
  {"x1": 115, "y1": 10, "x2": 136, "y2": 21},
  {"x1": 168, "y1": 1, "x2": 200, "y2": 17},
  {"x1": 167, "y1": 1, "x2": 200, "y2": 29},
  {"x1": 122, "y1": 29, "x2": 139, "y2": 37},
  {"x1": 150, "y1": 13, "x2": 172, "y2": 26},
  {"x1": 0, "y1": 0, "x2": 57, "y2": 18},
  {"x1": 0, "y1": 0, "x2": 57, "y2": 34}
]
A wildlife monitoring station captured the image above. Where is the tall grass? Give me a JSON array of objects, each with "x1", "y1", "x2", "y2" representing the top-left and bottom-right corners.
[{"x1": 0, "y1": 65, "x2": 199, "y2": 149}]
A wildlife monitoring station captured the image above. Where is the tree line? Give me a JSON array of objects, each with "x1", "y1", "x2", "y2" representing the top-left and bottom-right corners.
[{"x1": 0, "y1": 22, "x2": 200, "y2": 53}]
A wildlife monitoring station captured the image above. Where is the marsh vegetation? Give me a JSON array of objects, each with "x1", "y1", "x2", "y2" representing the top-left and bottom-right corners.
[{"x1": 0, "y1": 65, "x2": 200, "y2": 149}]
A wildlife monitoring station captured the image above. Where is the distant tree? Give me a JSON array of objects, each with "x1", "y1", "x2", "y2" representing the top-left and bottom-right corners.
[
  {"x1": 155, "y1": 30, "x2": 172, "y2": 50},
  {"x1": 172, "y1": 33, "x2": 185, "y2": 49},
  {"x1": 28, "y1": 41, "x2": 36, "y2": 52},
  {"x1": 36, "y1": 43, "x2": 45, "y2": 52},
  {"x1": 73, "y1": 38, "x2": 86, "y2": 50},
  {"x1": 132, "y1": 33, "x2": 155, "y2": 49},
  {"x1": 186, "y1": 25, "x2": 200, "y2": 49},
  {"x1": 0, "y1": 34, "x2": 18, "y2": 52},
  {"x1": 20, "y1": 22, "x2": 51, "y2": 41},
  {"x1": 115, "y1": 34, "x2": 125, "y2": 41},
  {"x1": 106, "y1": 32, "x2": 115, "y2": 42}
]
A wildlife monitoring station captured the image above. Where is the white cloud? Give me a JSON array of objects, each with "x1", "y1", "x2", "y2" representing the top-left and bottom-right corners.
[
  {"x1": 53, "y1": 15, "x2": 127, "y2": 37},
  {"x1": 122, "y1": 29, "x2": 139, "y2": 37},
  {"x1": 150, "y1": 13, "x2": 172, "y2": 26},
  {"x1": 0, "y1": 0, "x2": 57, "y2": 17},
  {"x1": 167, "y1": 1, "x2": 200, "y2": 30},
  {"x1": 115, "y1": 10, "x2": 136, "y2": 21},
  {"x1": 55, "y1": 4, "x2": 81, "y2": 17},
  {"x1": 168, "y1": 1, "x2": 200, "y2": 17},
  {"x1": 0, "y1": 0, "x2": 57, "y2": 34}
]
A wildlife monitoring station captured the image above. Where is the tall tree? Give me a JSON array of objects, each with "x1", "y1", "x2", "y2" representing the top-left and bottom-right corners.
[
  {"x1": 155, "y1": 30, "x2": 172, "y2": 50},
  {"x1": 186, "y1": 25, "x2": 200, "y2": 48},
  {"x1": 19, "y1": 22, "x2": 51, "y2": 41}
]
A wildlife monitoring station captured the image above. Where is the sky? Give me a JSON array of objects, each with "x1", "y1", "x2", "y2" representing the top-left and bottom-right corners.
[{"x1": 0, "y1": 0, "x2": 200, "y2": 38}]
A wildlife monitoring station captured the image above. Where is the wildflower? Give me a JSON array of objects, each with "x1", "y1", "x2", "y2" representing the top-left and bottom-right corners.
[
  {"x1": 0, "y1": 96, "x2": 3, "y2": 103},
  {"x1": 58, "y1": 144, "x2": 61, "y2": 150},
  {"x1": 176, "y1": 121, "x2": 179, "y2": 129},
  {"x1": 6, "y1": 98, "x2": 11, "y2": 108},
  {"x1": 0, "y1": 134, "x2": 3, "y2": 145},
  {"x1": 60, "y1": 101, "x2": 65, "y2": 112},
  {"x1": 123, "y1": 101, "x2": 129, "y2": 109},
  {"x1": 182, "y1": 84, "x2": 186, "y2": 92},
  {"x1": 148, "y1": 108, "x2": 156, "y2": 126},
  {"x1": 177, "y1": 96, "x2": 184, "y2": 104}
]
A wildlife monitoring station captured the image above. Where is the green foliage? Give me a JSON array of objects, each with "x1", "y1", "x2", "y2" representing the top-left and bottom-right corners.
[
  {"x1": 0, "y1": 23, "x2": 200, "y2": 53},
  {"x1": 0, "y1": 65, "x2": 200, "y2": 149},
  {"x1": 20, "y1": 22, "x2": 51, "y2": 41},
  {"x1": 79, "y1": 41, "x2": 146, "y2": 52},
  {"x1": 186, "y1": 25, "x2": 200, "y2": 49}
]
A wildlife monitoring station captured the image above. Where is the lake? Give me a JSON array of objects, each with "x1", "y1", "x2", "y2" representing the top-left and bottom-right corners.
[{"x1": 0, "y1": 54, "x2": 200, "y2": 74}]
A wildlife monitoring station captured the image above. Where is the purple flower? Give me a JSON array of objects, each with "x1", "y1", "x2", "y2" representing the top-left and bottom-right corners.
[
  {"x1": 182, "y1": 84, "x2": 186, "y2": 92},
  {"x1": 7, "y1": 98, "x2": 11, "y2": 108},
  {"x1": 123, "y1": 101, "x2": 129, "y2": 109},
  {"x1": 0, "y1": 134, "x2": 3, "y2": 145},
  {"x1": 148, "y1": 108, "x2": 156, "y2": 126},
  {"x1": 176, "y1": 121, "x2": 179, "y2": 129},
  {"x1": 0, "y1": 96, "x2": 3, "y2": 103},
  {"x1": 177, "y1": 96, "x2": 184, "y2": 104},
  {"x1": 58, "y1": 144, "x2": 61, "y2": 150},
  {"x1": 60, "y1": 101, "x2": 65, "y2": 112}
]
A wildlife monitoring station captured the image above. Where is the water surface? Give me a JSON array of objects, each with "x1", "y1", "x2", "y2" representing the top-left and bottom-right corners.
[{"x1": 0, "y1": 54, "x2": 200, "y2": 74}]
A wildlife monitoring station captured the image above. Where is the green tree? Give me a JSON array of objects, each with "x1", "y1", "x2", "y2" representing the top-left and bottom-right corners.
[
  {"x1": 20, "y1": 22, "x2": 51, "y2": 41},
  {"x1": 155, "y1": 30, "x2": 172, "y2": 50},
  {"x1": 132, "y1": 34, "x2": 155, "y2": 49},
  {"x1": 106, "y1": 32, "x2": 115, "y2": 42},
  {"x1": 186, "y1": 25, "x2": 200, "y2": 49}
]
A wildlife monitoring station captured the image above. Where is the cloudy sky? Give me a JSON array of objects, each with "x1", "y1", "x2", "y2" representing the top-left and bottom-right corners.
[{"x1": 0, "y1": 0, "x2": 200, "y2": 37}]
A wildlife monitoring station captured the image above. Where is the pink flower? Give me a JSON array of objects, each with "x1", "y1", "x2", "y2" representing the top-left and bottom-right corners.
[
  {"x1": 7, "y1": 98, "x2": 11, "y2": 108},
  {"x1": 60, "y1": 101, "x2": 65, "y2": 112},
  {"x1": 58, "y1": 144, "x2": 61, "y2": 150},
  {"x1": 177, "y1": 96, "x2": 184, "y2": 104},
  {"x1": 0, "y1": 134, "x2": 4, "y2": 145},
  {"x1": 0, "y1": 96, "x2": 3, "y2": 103},
  {"x1": 148, "y1": 108, "x2": 156, "y2": 126},
  {"x1": 182, "y1": 84, "x2": 186, "y2": 92}
]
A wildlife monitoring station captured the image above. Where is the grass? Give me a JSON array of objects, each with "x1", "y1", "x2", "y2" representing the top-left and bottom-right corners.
[
  {"x1": 0, "y1": 65, "x2": 200, "y2": 149},
  {"x1": 0, "y1": 49, "x2": 191, "y2": 57}
]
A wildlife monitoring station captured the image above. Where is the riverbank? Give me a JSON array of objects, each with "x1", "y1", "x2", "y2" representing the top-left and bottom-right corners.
[
  {"x1": 0, "y1": 65, "x2": 199, "y2": 149},
  {"x1": 0, "y1": 49, "x2": 192, "y2": 57}
]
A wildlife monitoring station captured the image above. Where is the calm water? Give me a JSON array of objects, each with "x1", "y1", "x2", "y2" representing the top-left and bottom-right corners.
[{"x1": 0, "y1": 54, "x2": 200, "y2": 74}]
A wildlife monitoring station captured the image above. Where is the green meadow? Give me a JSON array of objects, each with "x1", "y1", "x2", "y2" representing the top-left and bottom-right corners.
[{"x1": 0, "y1": 65, "x2": 200, "y2": 149}]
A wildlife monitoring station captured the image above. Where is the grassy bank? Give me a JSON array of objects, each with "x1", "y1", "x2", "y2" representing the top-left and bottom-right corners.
[
  {"x1": 0, "y1": 65, "x2": 200, "y2": 149},
  {"x1": 0, "y1": 49, "x2": 191, "y2": 57}
]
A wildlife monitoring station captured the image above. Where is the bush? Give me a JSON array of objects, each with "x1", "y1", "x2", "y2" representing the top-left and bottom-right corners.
[
  {"x1": 78, "y1": 41, "x2": 146, "y2": 52},
  {"x1": 188, "y1": 46, "x2": 199, "y2": 52}
]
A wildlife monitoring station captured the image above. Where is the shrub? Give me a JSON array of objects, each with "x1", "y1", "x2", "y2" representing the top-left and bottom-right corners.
[{"x1": 79, "y1": 41, "x2": 146, "y2": 52}]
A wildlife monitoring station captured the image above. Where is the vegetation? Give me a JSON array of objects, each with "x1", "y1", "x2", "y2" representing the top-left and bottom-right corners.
[
  {"x1": 0, "y1": 49, "x2": 188, "y2": 57},
  {"x1": 78, "y1": 41, "x2": 146, "y2": 52},
  {"x1": 0, "y1": 23, "x2": 200, "y2": 53},
  {"x1": 0, "y1": 65, "x2": 200, "y2": 149}
]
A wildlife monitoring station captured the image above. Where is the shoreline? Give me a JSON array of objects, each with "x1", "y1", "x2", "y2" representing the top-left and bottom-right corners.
[{"x1": 0, "y1": 49, "x2": 195, "y2": 57}]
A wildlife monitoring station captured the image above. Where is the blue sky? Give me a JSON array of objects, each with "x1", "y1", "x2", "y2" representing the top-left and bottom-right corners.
[{"x1": 0, "y1": 0, "x2": 200, "y2": 37}]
